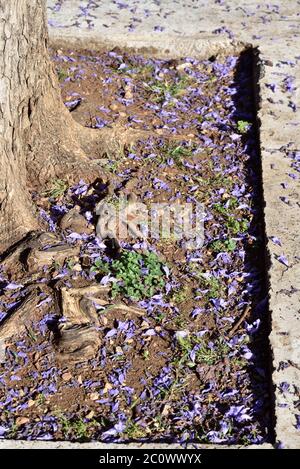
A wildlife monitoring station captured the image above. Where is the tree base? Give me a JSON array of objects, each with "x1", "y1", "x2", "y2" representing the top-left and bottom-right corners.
[{"x1": 0, "y1": 232, "x2": 144, "y2": 364}]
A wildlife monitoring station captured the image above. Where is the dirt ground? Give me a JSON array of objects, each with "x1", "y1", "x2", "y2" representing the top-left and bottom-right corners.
[{"x1": 0, "y1": 46, "x2": 271, "y2": 444}]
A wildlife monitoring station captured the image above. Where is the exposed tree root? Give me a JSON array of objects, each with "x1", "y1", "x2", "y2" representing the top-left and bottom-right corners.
[
  {"x1": 0, "y1": 283, "x2": 54, "y2": 361},
  {"x1": 0, "y1": 233, "x2": 145, "y2": 364}
]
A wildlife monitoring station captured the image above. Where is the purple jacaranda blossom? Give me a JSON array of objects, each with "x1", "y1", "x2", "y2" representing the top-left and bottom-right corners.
[
  {"x1": 118, "y1": 372, "x2": 126, "y2": 384},
  {"x1": 226, "y1": 405, "x2": 252, "y2": 422},
  {"x1": 279, "y1": 196, "x2": 289, "y2": 204},
  {"x1": 102, "y1": 420, "x2": 126, "y2": 439},
  {"x1": 117, "y1": 321, "x2": 129, "y2": 332},
  {"x1": 39, "y1": 209, "x2": 57, "y2": 231},
  {"x1": 106, "y1": 328, "x2": 117, "y2": 338},
  {"x1": 220, "y1": 389, "x2": 238, "y2": 399},
  {"x1": 266, "y1": 83, "x2": 276, "y2": 92},
  {"x1": 269, "y1": 236, "x2": 282, "y2": 246},
  {"x1": 10, "y1": 375, "x2": 21, "y2": 381},
  {"x1": 245, "y1": 319, "x2": 261, "y2": 335},
  {"x1": 4, "y1": 283, "x2": 23, "y2": 290},
  {"x1": 206, "y1": 430, "x2": 228, "y2": 443},
  {"x1": 191, "y1": 307, "x2": 204, "y2": 318},
  {"x1": 143, "y1": 329, "x2": 156, "y2": 336},
  {"x1": 240, "y1": 346, "x2": 253, "y2": 360},
  {"x1": 288, "y1": 101, "x2": 297, "y2": 112},
  {"x1": 85, "y1": 211, "x2": 93, "y2": 221},
  {"x1": 152, "y1": 178, "x2": 170, "y2": 190},
  {"x1": 210, "y1": 298, "x2": 227, "y2": 309},
  {"x1": 37, "y1": 296, "x2": 52, "y2": 308},
  {"x1": 279, "y1": 382, "x2": 290, "y2": 394},
  {"x1": 38, "y1": 313, "x2": 58, "y2": 335},
  {"x1": 139, "y1": 294, "x2": 171, "y2": 312},
  {"x1": 64, "y1": 98, "x2": 81, "y2": 110},
  {"x1": 0, "y1": 426, "x2": 8, "y2": 437},
  {"x1": 66, "y1": 232, "x2": 85, "y2": 241},
  {"x1": 71, "y1": 179, "x2": 88, "y2": 196},
  {"x1": 36, "y1": 433, "x2": 54, "y2": 441},
  {"x1": 100, "y1": 274, "x2": 115, "y2": 286},
  {"x1": 277, "y1": 254, "x2": 289, "y2": 267},
  {"x1": 111, "y1": 402, "x2": 119, "y2": 413},
  {"x1": 212, "y1": 26, "x2": 234, "y2": 40},
  {"x1": 175, "y1": 330, "x2": 189, "y2": 341}
]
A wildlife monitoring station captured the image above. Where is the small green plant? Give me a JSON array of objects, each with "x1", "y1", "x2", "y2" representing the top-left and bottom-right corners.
[
  {"x1": 90, "y1": 258, "x2": 111, "y2": 276},
  {"x1": 72, "y1": 419, "x2": 89, "y2": 439},
  {"x1": 145, "y1": 75, "x2": 191, "y2": 103},
  {"x1": 176, "y1": 333, "x2": 230, "y2": 367},
  {"x1": 57, "y1": 68, "x2": 69, "y2": 82},
  {"x1": 174, "y1": 315, "x2": 188, "y2": 329},
  {"x1": 196, "y1": 338, "x2": 230, "y2": 366},
  {"x1": 209, "y1": 238, "x2": 237, "y2": 253},
  {"x1": 170, "y1": 286, "x2": 189, "y2": 305},
  {"x1": 142, "y1": 350, "x2": 150, "y2": 360},
  {"x1": 132, "y1": 64, "x2": 155, "y2": 77},
  {"x1": 104, "y1": 160, "x2": 119, "y2": 173},
  {"x1": 237, "y1": 120, "x2": 251, "y2": 134},
  {"x1": 168, "y1": 144, "x2": 193, "y2": 158},
  {"x1": 25, "y1": 326, "x2": 37, "y2": 342},
  {"x1": 59, "y1": 415, "x2": 94, "y2": 440},
  {"x1": 212, "y1": 199, "x2": 248, "y2": 235},
  {"x1": 44, "y1": 179, "x2": 68, "y2": 199},
  {"x1": 213, "y1": 202, "x2": 228, "y2": 216},
  {"x1": 198, "y1": 274, "x2": 223, "y2": 299},
  {"x1": 226, "y1": 197, "x2": 239, "y2": 209},
  {"x1": 36, "y1": 393, "x2": 46, "y2": 406},
  {"x1": 111, "y1": 251, "x2": 166, "y2": 300},
  {"x1": 65, "y1": 258, "x2": 78, "y2": 270},
  {"x1": 8, "y1": 423, "x2": 18, "y2": 438},
  {"x1": 92, "y1": 250, "x2": 166, "y2": 300},
  {"x1": 157, "y1": 143, "x2": 194, "y2": 167},
  {"x1": 124, "y1": 420, "x2": 148, "y2": 439},
  {"x1": 154, "y1": 312, "x2": 165, "y2": 323},
  {"x1": 225, "y1": 216, "x2": 248, "y2": 235},
  {"x1": 104, "y1": 147, "x2": 126, "y2": 174}
]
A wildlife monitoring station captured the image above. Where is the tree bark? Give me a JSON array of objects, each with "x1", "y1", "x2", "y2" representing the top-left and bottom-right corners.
[
  {"x1": 0, "y1": 0, "x2": 154, "y2": 257},
  {"x1": 0, "y1": 0, "x2": 104, "y2": 253},
  {"x1": 0, "y1": 0, "x2": 151, "y2": 360}
]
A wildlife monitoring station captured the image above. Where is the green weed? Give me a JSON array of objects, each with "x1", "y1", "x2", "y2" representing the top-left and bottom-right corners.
[
  {"x1": 145, "y1": 75, "x2": 191, "y2": 103},
  {"x1": 124, "y1": 421, "x2": 148, "y2": 439},
  {"x1": 198, "y1": 274, "x2": 224, "y2": 299},
  {"x1": 176, "y1": 334, "x2": 230, "y2": 367},
  {"x1": 237, "y1": 120, "x2": 251, "y2": 134},
  {"x1": 44, "y1": 179, "x2": 68, "y2": 200},
  {"x1": 209, "y1": 238, "x2": 237, "y2": 253},
  {"x1": 57, "y1": 68, "x2": 69, "y2": 82},
  {"x1": 92, "y1": 250, "x2": 166, "y2": 300}
]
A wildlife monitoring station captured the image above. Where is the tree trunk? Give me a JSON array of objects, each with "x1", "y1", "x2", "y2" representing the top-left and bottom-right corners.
[
  {"x1": 0, "y1": 0, "x2": 150, "y2": 254},
  {"x1": 0, "y1": 0, "x2": 150, "y2": 360},
  {"x1": 0, "y1": 0, "x2": 105, "y2": 253}
]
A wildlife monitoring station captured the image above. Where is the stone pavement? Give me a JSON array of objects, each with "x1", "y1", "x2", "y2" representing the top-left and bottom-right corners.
[{"x1": 2, "y1": 0, "x2": 300, "y2": 449}]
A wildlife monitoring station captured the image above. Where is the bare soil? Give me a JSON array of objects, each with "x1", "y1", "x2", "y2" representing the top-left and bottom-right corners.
[{"x1": 0, "y1": 47, "x2": 271, "y2": 444}]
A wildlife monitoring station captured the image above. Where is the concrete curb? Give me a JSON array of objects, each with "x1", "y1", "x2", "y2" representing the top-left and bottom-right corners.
[{"x1": 0, "y1": 440, "x2": 273, "y2": 449}]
